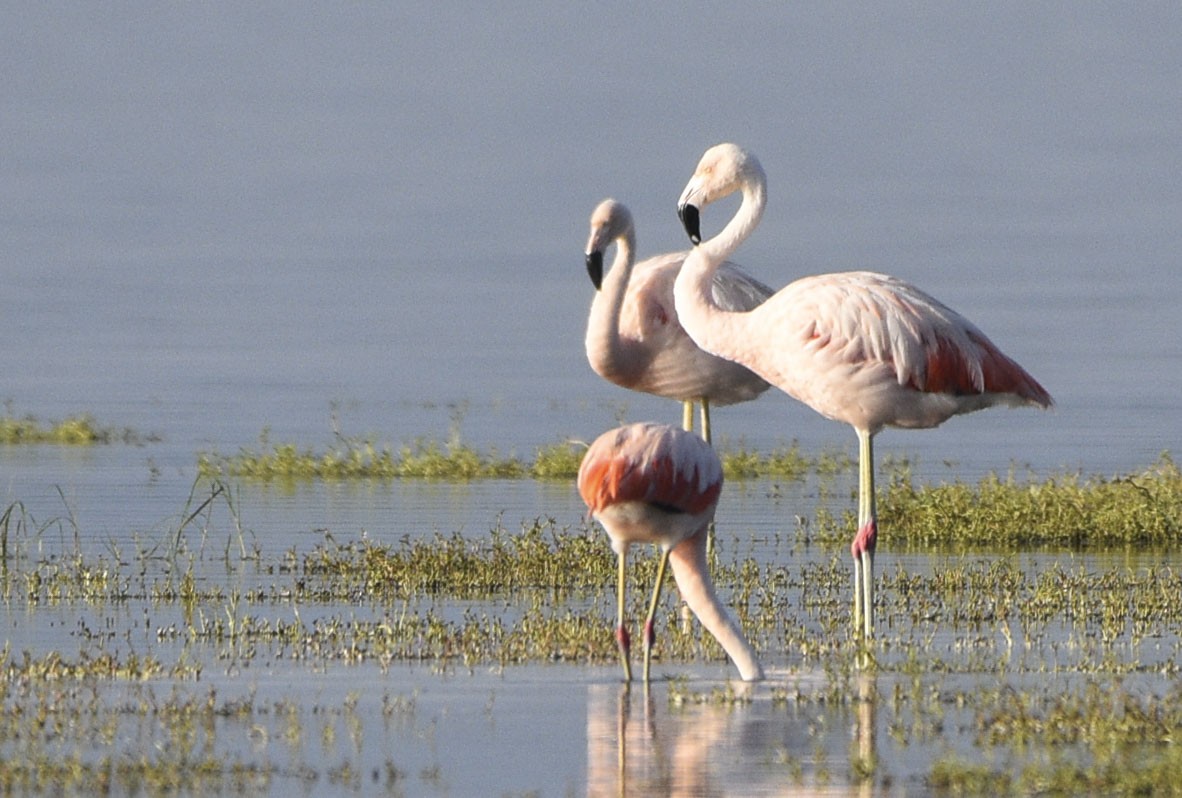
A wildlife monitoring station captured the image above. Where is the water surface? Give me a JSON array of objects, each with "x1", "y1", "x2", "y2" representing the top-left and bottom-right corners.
[{"x1": 2, "y1": 4, "x2": 1181, "y2": 794}]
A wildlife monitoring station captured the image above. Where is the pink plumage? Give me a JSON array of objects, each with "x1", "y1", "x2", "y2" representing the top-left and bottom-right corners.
[
  {"x1": 672, "y1": 143, "x2": 1054, "y2": 641},
  {"x1": 583, "y1": 199, "x2": 773, "y2": 441},
  {"x1": 578, "y1": 422, "x2": 722, "y2": 517},
  {"x1": 578, "y1": 422, "x2": 761, "y2": 682}
]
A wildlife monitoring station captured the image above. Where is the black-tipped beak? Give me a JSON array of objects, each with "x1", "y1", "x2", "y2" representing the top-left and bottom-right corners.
[
  {"x1": 678, "y1": 203, "x2": 702, "y2": 245},
  {"x1": 585, "y1": 250, "x2": 604, "y2": 290}
]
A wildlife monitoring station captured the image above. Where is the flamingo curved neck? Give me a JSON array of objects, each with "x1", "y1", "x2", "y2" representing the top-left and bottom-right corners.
[
  {"x1": 585, "y1": 234, "x2": 639, "y2": 380},
  {"x1": 702, "y1": 178, "x2": 765, "y2": 266},
  {"x1": 667, "y1": 530, "x2": 763, "y2": 681},
  {"x1": 674, "y1": 178, "x2": 766, "y2": 363}
]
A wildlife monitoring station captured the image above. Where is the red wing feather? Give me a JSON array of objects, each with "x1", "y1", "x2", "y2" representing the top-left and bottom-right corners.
[
  {"x1": 915, "y1": 331, "x2": 1052, "y2": 407},
  {"x1": 578, "y1": 424, "x2": 722, "y2": 516}
]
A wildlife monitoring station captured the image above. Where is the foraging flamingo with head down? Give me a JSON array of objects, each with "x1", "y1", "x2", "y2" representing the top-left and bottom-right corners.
[
  {"x1": 672, "y1": 143, "x2": 1053, "y2": 641},
  {"x1": 577, "y1": 421, "x2": 763, "y2": 682},
  {"x1": 584, "y1": 199, "x2": 773, "y2": 443}
]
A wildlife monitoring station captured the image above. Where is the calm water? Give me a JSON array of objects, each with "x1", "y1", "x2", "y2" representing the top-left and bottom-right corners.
[{"x1": 2, "y1": 4, "x2": 1181, "y2": 794}]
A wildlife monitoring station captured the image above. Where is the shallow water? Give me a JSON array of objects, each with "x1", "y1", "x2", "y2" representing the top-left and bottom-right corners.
[{"x1": 3, "y1": 4, "x2": 1182, "y2": 795}]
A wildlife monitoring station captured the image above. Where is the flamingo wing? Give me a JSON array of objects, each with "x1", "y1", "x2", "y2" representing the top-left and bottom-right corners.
[
  {"x1": 712, "y1": 261, "x2": 775, "y2": 313},
  {"x1": 784, "y1": 271, "x2": 1051, "y2": 402}
]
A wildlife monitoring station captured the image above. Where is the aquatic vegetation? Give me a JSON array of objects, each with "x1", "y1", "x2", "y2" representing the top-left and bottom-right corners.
[
  {"x1": 193, "y1": 428, "x2": 1181, "y2": 562},
  {"x1": 197, "y1": 436, "x2": 530, "y2": 480},
  {"x1": 197, "y1": 430, "x2": 856, "y2": 482},
  {"x1": 529, "y1": 440, "x2": 586, "y2": 479},
  {"x1": 0, "y1": 672, "x2": 411, "y2": 794},
  {"x1": 719, "y1": 441, "x2": 817, "y2": 480},
  {"x1": 927, "y1": 678, "x2": 1182, "y2": 795},
  {"x1": 7, "y1": 516, "x2": 1182, "y2": 673},
  {"x1": 0, "y1": 412, "x2": 146, "y2": 445},
  {"x1": 878, "y1": 453, "x2": 1182, "y2": 549},
  {"x1": 5, "y1": 458, "x2": 1182, "y2": 794},
  {"x1": 302, "y1": 520, "x2": 613, "y2": 598},
  {"x1": 2, "y1": 649, "x2": 165, "y2": 681}
]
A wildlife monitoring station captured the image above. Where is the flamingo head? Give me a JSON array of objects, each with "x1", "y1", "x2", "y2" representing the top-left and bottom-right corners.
[
  {"x1": 677, "y1": 143, "x2": 761, "y2": 245},
  {"x1": 584, "y1": 198, "x2": 633, "y2": 290}
]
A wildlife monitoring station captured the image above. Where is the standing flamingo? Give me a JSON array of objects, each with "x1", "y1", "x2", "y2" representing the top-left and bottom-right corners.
[
  {"x1": 577, "y1": 421, "x2": 763, "y2": 682},
  {"x1": 671, "y1": 143, "x2": 1053, "y2": 641},
  {"x1": 584, "y1": 198, "x2": 773, "y2": 443}
]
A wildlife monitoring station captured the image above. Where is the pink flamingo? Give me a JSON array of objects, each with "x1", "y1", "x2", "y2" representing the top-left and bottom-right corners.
[
  {"x1": 578, "y1": 421, "x2": 764, "y2": 682},
  {"x1": 584, "y1": 199, "x2": 773, "y2": 443},
  {"x1": 672, "y1": 143, "x2": 1053, "y2": 640}
]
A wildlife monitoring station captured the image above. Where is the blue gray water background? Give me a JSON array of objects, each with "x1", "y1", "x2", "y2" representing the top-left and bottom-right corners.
[{"x1": 2, "y1": 5, "x2": 1180, "y2": 795}]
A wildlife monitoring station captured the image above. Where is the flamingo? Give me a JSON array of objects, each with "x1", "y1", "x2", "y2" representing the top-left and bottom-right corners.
[
  {"x1": 577, "y1": 421, "x2": 764, "y2": 682},
  {"x1": 584, "y1": 198, "x2": 774, "y2": 443},
  {"x1": 671, "y1": 143, "x2": 1053, "y2": 641}
]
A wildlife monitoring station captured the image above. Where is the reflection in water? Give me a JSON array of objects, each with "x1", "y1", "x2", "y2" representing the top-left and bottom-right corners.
[
  {"x1": 586, "y1": 683, "x2": 723, "y2": 797},
  {"x1": 586, "y1": 675, "x2": 880, "y2": 797},
  {"x1": 856, "y1": 674, "x2": 877, "y2": 798}
]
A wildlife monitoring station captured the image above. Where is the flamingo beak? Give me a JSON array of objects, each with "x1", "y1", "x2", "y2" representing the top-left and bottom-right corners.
[
  {"x1": 678, "y1": 203, "x2": 702, "y2": 245},
  {"x1": 585, "y1": 250, "x2": 604, "y2": 290}
]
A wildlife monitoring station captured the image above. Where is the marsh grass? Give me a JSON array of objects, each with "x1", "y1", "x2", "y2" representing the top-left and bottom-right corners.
[
  {"x1": 196, "y1": 431, "x2": 853, "y2": 482},
  {"x1": 305, "y1": 520, "x2": 612, "y2": 597},
  {"x1": 877, "y1": 453, "x2": 1182, "y2": 549},
  {"x1": 8, "y1": 515, "x2": 1182, "y2": 671},
  {"x1": 0, "y1": 410, "x2": 148, "y2": 445},
  {"x1": 8, "y1": 500, "x2": 1182, "y2": 794},
  {"x1": 719, "y1": 441, "x2": 820, "y2": 480},
  {"x1": 926, "y1": 677, "x2": 1182, "y2": 795},
  {"x1": 197, "y1": 436, "x2": 531, "y2": 480},
  {"x1": 7, "y1": 451, "x2": 1182, "y2": 794}
]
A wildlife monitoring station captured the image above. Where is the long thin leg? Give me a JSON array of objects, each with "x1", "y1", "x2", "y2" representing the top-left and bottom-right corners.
[
  {"x1": 852, "y1": 553, "x2": 864, "y2": 636},
  {"x1": 682, "y1": 400, "x2": 693, "y2": 433},
  {"x1": 851, "y1": 428, "x2": 877, "y2": 641},
  {"x1": 642, "y1": 548, "x2": 671, "y2": 682},
  {"x1": 700, "y1": 398, "x2": 717, "y2": 562},
  {"x1": 616, "y1": 547, "x2": 632, "y2": 682}
]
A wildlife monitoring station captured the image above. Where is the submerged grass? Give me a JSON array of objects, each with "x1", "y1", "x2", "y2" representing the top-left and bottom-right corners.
[
  {"x1": 196, "y1": 439, "x2": 1182, "y2": 548},
  {"x1": 927, "y1": 677, "x2": 1182, "y2": 795},
  {"x1": 303, "y1": 520, "x2": 613, "y2": 598},
  {"x1": 8, "y1": 427, "x2": 1182, "y2": 794},
  {"x1": 0, "y1": 412, "x2": 147, "y2": 445},
  {"x1": 196, "y1": 431, "x2": 849, "y2": 482},
  {"x1": 198, "y1": 437, "x2": 534, "y2": 481},
  {"x1": 7, "y1": 482, "x2": 1182, "y2": 794}
]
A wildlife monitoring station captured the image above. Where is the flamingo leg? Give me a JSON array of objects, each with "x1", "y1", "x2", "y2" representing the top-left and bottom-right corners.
[
  {"x1": 699, "y1": 398, "x2": 718, "y2": 564},
  {"x1": 851, "y1": 428, "x2": 877, "y2": 641},
  {"x1": 641, "y1": 548, "x2": 671, "y2": 682},
  {"x1": 616, "y1": 547, "x2": 632, "y2": 682}
]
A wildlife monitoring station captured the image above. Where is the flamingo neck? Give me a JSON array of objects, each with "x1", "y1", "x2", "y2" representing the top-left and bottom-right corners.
[
  {"x1": 585, "y1": 233, "x2": 637, "y2": 378},
  {"x1": 674, "y1": 178, "x2": 766, "y2": 361},
  {"x1": 703, "y1": 177, "x2": 766, "y2": 266},
  {"x1": 667, "y1": 529, "x2": 763, "y2": 681}
]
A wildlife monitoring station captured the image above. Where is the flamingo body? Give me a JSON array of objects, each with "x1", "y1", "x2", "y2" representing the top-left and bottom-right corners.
[
  {"x1": 584, "y1": 199, "x2": 773, "y2": 439},
  {"x1": 578, "y1": 422, "x2": 763, "y2": 682},
  {"x1": 673, "y1": 143, "x2": 1053, "y2": 640},
  {"x1": 697, "y1": 269, "x2": 1052, "y2": 434}
]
